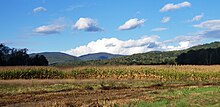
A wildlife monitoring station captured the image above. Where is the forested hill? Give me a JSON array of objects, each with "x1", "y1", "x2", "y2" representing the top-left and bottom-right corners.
[
  {"x1": 187, "y1": 41, "x2": 220, "y2": 51},
  {"x1": 30, "y1": 52, "x2": 124, "y2": 65},
  {"x1": 30, "y1": 52, "x2": 80, "y2": 65},
  {"x1": 79, "y1": 52, "x2": 124, "y2": 61},
  {"x1": 57, "y1": 41, "x2": 220, "y2": 66}
]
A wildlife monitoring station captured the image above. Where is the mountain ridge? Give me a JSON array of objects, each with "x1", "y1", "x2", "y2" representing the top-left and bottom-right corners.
[
  {"x1": 30, "y1": 52, "x2": 125, "y2": 65},
  {"x1": 78, "y1": 52, "x2": 124, "y2": 61},
  {"x1": 30, "y1": 52, "x2": 80, "y2": 65}
]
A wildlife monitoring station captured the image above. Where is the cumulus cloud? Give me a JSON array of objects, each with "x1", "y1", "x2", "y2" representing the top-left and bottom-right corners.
[
  {"x1": 189, "y1": 13, "x2": 204, "y2": 22},
  {"x1": 161, "y1": 17, "x2": 171, "y2": 23},
  {"x1": 33, "y1": 7, "x2": 47, "y2": 13},
  {"x1": 64, "y1": 35, "x2": 198, "y2": 56},
  {"x1": 64, "y1": 36, "x2": 160, "y2": 56},
  {"x1": 73, "y1": 18, "x2": 103, "y2": 32},
  {"x1": 118, "y1": 18, "x2": 145, "y2": 30},
  {"x1": 160, "y1": 1, "x2": 191, "y2": 12},
  {"x1": 151, "y1": 27, "x2": 168, "y2": 32},
  {"x1": 33, "y1": 24, "x2": 65, "y2": 34}
]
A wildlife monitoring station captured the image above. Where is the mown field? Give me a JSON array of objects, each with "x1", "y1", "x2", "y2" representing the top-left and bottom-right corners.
[{"x1": 0, "y1": 65, "x2": 220, "y2": 106}]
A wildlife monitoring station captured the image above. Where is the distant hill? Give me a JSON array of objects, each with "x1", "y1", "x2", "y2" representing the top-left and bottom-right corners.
[
  {"x1": 30, "y1": 52, "x2": 80, "y2": 65},
  {"x1": 78, "y1": 52, "x2": 124, "y2": 61}
]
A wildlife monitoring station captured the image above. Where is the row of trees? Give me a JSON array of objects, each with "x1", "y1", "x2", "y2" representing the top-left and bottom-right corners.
[
  {"x1": 0, "y1": 44, "x2": 48, "y2": 66},
  {"x1": 176, "y1": 47, "x2": 220, "y2": 65}
]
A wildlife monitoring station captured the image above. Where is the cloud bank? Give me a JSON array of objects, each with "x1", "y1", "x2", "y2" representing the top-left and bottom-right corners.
[{"x1": 64, "y1": 35, "x2": 197, "y2": 56}]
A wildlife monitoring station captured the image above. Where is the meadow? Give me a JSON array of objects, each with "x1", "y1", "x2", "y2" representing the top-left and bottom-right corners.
[{"x1": 0, "y1": 65, "x2": 220, "y2": 106}]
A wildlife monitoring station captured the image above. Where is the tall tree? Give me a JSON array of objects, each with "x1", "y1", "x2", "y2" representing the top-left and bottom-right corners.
[{"x1": 0, "y1": 43, "x2": 48, "y2": 66}]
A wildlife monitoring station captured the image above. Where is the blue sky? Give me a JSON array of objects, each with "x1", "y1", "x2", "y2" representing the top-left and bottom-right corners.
[{"x1": 1, "y1": 0, "x2": 220, "y2": 56}]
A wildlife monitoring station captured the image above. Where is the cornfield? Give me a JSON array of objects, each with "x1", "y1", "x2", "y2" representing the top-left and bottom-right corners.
[
  {"x1": 0, "y1": 66, "x2": 64, "y2": 79},
  {"x1": 0, "y1": 65, "x2": 220, "y2": 81}
]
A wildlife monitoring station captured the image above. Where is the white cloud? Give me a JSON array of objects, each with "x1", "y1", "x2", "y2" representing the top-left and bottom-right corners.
[
  {"x1": 73, "y1": 18, "x2": 103, "y2": 32},
  {"x1": 165, "y1": 41, "x2": 191, "y2": 51},
  {"x1": 194, "y1": 20, "x2": 220, "y2": 30},
  {"x1": 118, "y1": 18, "x2": 145, "y2": 30},
  {"x1": 151, "y1": 27, "x2": 168, "y2": 32},
  {"x1": 179, "y1": 41, "x2": 190, "y2": 48},
  {"x1": 161, "y1": 17, "x2": 170, "y2": 23},
  {"x1": 190, "y1": 13, "x2": 204, "y2": 22},
  {"x1": 64, "y1": 35, "x2": 198, "y2": 56},
  {"x1": 160, "y1": 1, "x2": 191, "y2": 12},
  {"x1": 33, "y1": 24, "x2": 65, "y2": 34},
  {"x1": 64, "y1": 36, "x2": 159, "y2": 56},
  {"x1": 33, "y1": 7, "x2": 47, "y2": 13}
]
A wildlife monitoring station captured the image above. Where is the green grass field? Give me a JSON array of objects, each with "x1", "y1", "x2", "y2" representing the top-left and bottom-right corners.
[{"x1": 0, "y1": 65, "x2": 220, "y2": 106}]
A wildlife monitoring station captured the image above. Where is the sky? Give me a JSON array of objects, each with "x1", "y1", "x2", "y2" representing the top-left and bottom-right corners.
[{"x1": 1, "y1": 0, "x2": 220, "y2": 56}]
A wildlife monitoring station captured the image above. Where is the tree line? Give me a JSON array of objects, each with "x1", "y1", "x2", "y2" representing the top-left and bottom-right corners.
[
  {"x1": 0, "y1": 44, "x2": 48, "y2": 66},
  {"x1": 176, "y1": 47, "x2": 220, "y2": 65}
]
